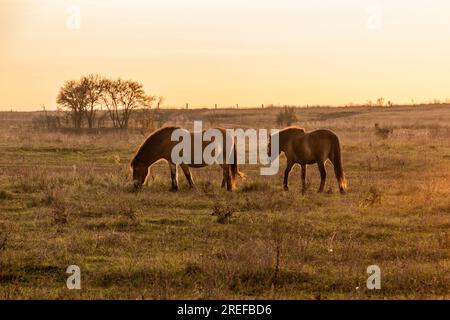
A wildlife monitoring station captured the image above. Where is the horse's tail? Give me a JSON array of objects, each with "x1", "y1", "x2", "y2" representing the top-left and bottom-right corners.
[
  {"x1": 330, "y1": 134, "x2": 347, "y2": 193},
  {"x1": 230, "y1": 143, "x2": 246, "y2": 188}
]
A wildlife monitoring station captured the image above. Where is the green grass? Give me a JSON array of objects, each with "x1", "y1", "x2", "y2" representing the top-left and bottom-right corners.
[{"x1": 0, "y1": 106, "x2": 449, "y2": 299}]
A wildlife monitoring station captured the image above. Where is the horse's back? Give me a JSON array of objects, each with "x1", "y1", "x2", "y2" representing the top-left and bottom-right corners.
[
  {"x1": 290, "y1": 129, "x2": 337, "y2": 162},
  {"x1": 307, "y1": 129, "x2": 337, "y2": 138}
]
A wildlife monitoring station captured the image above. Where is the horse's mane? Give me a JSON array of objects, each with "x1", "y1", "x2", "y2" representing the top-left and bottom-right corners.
[
  {"x1": 130, "y1": 126, "x2": 179, "y2": 167},
  {"x1": 278, "y1": 126, "x2": 306, "y2": 134},
  {"x1": 273, "y1": 127, "x2": 306, "y2": 148}
]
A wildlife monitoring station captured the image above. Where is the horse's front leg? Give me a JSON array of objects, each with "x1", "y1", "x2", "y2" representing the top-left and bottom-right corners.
[
  {"x1": 317, "y1": 161, "x2": 326, "y2": 193},
  {"x1": 169, "y1": 163, "x2": 178, "y2": 192},
  {"x1": 301, "y1": 164, "x2": 307, "y2": 194},
  {"x1": 283, "y1": 161, "x2": 294, "y2": 191}
]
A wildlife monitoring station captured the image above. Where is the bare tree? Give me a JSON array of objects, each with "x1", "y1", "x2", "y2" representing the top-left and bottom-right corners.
[
  {"x1": 102, "y1": 78, "x2": 153, "y2": 129},
  {"x1": 119, "y1": 80, "x2": 152, "y2": 129},
  {"x1": 101, "y1": 78, "x2": 121, "y2": 128},
  {"x1": 56, "y1": 79, "x2": 89, "y2": 129},
  {"x1": 82, "y1": 74, "x2": 104, "y2": 128},
  {"x1": 376, "y1": 97, "x2": 385, "y2": 107},
  {"x1": 57, "y1": 75, "x2": 154, "y2": 130}
]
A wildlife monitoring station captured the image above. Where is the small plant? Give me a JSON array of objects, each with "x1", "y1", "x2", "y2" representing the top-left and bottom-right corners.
[
  {"x1": 270, "y1": 222, "x2": 284, "y2": 287},
  {"x1": 52, "y1": 198, "x2": 68, "y2": 225},
  {"x1": 0, "y1": 190, "x2": 13, "y2": 200},
  {"x1": 0, "y1": 228, "x2": 8, "y2": 251},
  {"x1": 184, "y1": 262, "x2": 203, "y2": 276},
  {"x1": 360, "y1": 186, "x2": 382, "y2": 207},
  {"x1": 121, "y1": 206, "x2": 138, "y2": 222},
  {"x1": 201, "y1": 180, "x2": 214, "y2": 195},
  {"x1": 45, "y1": 187, "x2": 69, "y2": 225},
  {"x1": 374, "y1": 123, "x2": 393, "y2": 139},
  {"x1": 211, "y1": 203, "x2": 235, "y2": 224},
  {"x1": 240, "y1": 181, "x2": 271, "y2": 193}
]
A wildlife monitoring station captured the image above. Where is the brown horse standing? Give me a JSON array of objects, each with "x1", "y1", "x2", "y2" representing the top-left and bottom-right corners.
[
  {"x1": 268, "y1": 127, "x2": 347, "y2": 194},
  {"x1": 130, "y1": 126, "x2": 245, "y2": 191}
]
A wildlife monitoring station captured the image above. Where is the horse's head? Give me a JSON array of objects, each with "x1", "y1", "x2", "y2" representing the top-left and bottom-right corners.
[{"x1": 130, "y1": 158, "x2": 148, "y2": 191}]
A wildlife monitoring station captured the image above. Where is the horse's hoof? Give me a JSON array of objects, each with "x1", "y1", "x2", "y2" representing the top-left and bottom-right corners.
[
  {"x1": 170, "y1": 187, "x2": 178, "y2": 192},
  {"x1": 284, "y1": 186, "x2": 289, "y2": 191},
  {"x1": 339, "y1": 189, "x2": 346, "y2": 195}
]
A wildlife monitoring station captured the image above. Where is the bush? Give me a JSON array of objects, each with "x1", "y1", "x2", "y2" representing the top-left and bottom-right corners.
[
  {"x1": 276, "y1": 106, "x2": 298, "y2": 126},
  {"x1": 211, "y1": 203, "x2": 235, "y2": 224},
  {"x1": 374, "y1": 123, "x2": 393, "y2": 139}
]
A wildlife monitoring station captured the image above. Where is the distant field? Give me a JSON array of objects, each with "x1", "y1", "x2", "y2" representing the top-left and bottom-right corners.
[{"x1": 0, "y1": 105, "x2": 449, "y2": 299}]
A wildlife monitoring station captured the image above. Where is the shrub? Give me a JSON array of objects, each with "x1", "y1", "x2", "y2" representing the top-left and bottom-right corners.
[
  {"x1": 276, "y1": 106, "x2": 298, "y2": 126},
  {"x1": 360, "y1": 187, "x2": 382, "y2": 207},
  {"x1": 374, "y1": 123, "x2": 393, "y2": 139},
  {"x1": 211, "y1": 203, "x2": 235, "y2": 224}
]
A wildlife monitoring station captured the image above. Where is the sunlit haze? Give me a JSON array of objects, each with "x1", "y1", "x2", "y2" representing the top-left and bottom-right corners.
[{"x1": 1, "y1": 0, "x2": 450, "y2": 110}]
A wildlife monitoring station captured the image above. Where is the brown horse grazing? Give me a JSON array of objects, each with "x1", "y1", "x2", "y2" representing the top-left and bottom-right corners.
[
  {"x1": 130, "y1": 126, "x2": 245, "y2": 191},
  {"x1": 268, "y1": 127, "x2": 347, "y2": 194}
]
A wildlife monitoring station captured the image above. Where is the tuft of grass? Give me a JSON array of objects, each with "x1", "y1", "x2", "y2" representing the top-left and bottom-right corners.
[
  {"x1": 211, "y1": 202, "x2": 235, "y2": 224},
  {"x1": 45, "y1": 187, "x2": 69, "y2": 226},
  {"x1": 360, "y1": 187, "x2": 382, "y2": 207},
  {"x1": 120, "y1": 206, "x2": 139, "y2": 223},
  {"x1": 240, "y1": 181, "x2": 272, "y2": 193},
  {"x1": 374, "y1": 123, "x2": 394, "y2": 139},
  {"x1": 184, "y1": 262, "x2": 203, "y2": 276},
  {"x1": 0, "y1": 190, "x2": 13, "y2": 200},
  {"x1": 0, "y1": 228, "x2": 8, "y2": 251}
]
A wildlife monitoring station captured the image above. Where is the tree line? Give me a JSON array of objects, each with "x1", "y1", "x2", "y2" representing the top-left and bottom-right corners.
[{"x1": 56, "y1": 74, "x2": 161, "y2": 129}]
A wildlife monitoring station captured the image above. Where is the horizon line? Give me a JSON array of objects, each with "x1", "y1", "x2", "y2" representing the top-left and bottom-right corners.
[{"x1": 1, "y1": 102, "x2": 450, "y2": 113}]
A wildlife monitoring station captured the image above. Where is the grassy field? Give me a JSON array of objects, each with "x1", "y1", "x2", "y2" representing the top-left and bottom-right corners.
[{"x1": 0, "y1": 105, "x2": 449, "y2": 299}]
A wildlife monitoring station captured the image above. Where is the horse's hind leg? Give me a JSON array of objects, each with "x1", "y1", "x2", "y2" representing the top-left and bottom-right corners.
[
  {"x1": 301, "y1": 164, "x2": 307, "y2": 194},
  {"x1": 169, "y1": 163, "x2": 178, "y2": 192},
  {"x1": 317, "y1": 161, "x2": 326, "y2": 193},
  {"x1": 221, "y1": 165, "x2": 227, "y2": 188},
  {"x1": 180, "y1": 164, "x2": 195, "y2": 188},
  {"x1": 221, "y1": 165, "x2": 232, "y2": 191},
  {"x1": 283, "y1": 161, "x2": 294, "y2": 191}
]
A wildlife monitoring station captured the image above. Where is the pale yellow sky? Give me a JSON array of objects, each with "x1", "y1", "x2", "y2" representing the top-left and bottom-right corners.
[{"x1": 1, "y1": 0, "x2": 449, "y2": 110}]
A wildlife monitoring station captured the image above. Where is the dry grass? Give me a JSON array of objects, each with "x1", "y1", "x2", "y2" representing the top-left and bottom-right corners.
[{"x1": 0, "y1": 105, "x2": 449, "y2": 299}]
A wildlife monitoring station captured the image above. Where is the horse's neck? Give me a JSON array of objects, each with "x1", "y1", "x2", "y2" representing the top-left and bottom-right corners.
[
  {"x1": 279, "y1": 129, "x2": 304, "y2": 151},
  {"x1": 278, "y1": 132, "x2": 288, "y2": 152},
  {"x1": 140, "y1": 143, "x2": 161, "y2": 168}
]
